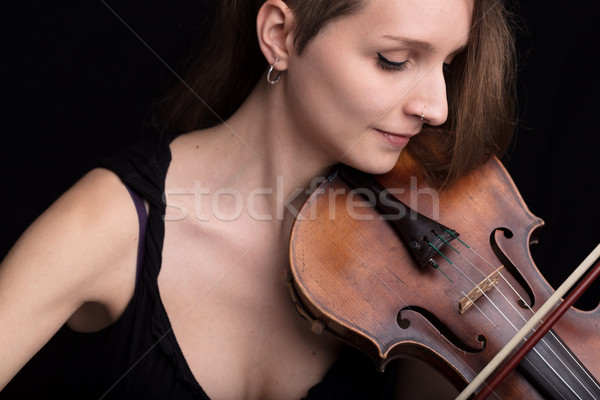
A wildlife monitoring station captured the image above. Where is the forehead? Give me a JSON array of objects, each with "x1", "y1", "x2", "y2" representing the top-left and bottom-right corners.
[{"x1": 339, "y1": 0, "x2": 473, "y2": 52}]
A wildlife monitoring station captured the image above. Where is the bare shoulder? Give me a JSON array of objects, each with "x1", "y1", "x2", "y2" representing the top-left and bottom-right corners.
[
  {"x1": 1, "y1": 167, "x2": 140, "y2": 295},
  {"x1": 0, "y1": 168, "x2": 140, "y2": 388},
  {"x1": 44, "y1": 168, "x2": 142, "y2": 301},
  {"x1": 12, "y1": 169, "x2": 137, "y2": 273}
]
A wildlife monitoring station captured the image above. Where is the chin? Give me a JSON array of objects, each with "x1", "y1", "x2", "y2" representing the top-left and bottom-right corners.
[{"x1": 344, "y1": 152, "x2": 401, "y2": 176}]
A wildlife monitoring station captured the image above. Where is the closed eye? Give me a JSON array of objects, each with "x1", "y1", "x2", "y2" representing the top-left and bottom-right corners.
[{"x1": 376, "y1": 52, "x2": 408, "y2": 72}]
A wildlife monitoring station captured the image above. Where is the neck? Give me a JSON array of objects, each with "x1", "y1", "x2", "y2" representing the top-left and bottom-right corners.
[
  {"x1": 231, "y1": 81, "x2": 337, "y2": 183},
  {"x1": 180, "y1": 81, "x2": 337, "y2": 229}
]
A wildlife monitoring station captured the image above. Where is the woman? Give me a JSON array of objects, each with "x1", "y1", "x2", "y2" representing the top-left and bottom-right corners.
[{"x1": 0, "y1": 0, "x2": 515, "y2": 398}]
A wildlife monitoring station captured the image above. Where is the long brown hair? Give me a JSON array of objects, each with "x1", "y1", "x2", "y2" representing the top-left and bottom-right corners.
[
  {"x1": 157, "y1": 0, "x2": 516, "y2": 188},
  {"x1": 407, "y1": 0, "x2": 517, "y2": 187}
]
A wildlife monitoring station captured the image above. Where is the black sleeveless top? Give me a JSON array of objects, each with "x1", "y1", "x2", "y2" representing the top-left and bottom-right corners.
[{"x1": 1, "y1": 135, "x2": 397, "y2": 399}]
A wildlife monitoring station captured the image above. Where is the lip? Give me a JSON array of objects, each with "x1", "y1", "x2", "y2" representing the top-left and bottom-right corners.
[{"x1": 374, "y1": 128, "x2": 417, "y2": 147}]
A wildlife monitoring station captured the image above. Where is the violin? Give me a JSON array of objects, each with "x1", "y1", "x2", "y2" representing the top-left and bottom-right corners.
[{"x1": 287, "y1": 154, "x2": 600, "y2": 399}]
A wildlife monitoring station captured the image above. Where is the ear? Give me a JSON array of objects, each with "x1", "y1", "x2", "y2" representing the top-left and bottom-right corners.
[{"x1": 256, "y1": 0, "x2": 294, "y2": 71}]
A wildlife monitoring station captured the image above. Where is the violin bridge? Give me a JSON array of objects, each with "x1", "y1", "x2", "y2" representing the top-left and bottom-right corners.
[{"x1": 459, "y1": 266, "x2": 504, "y2": 314}]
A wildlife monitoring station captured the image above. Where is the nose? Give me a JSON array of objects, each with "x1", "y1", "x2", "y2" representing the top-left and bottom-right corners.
[{"x1": 404, "y1": 64, "x2": 448, "y2": 126}]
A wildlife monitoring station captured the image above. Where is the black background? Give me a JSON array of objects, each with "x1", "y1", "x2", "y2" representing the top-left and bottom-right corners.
[{"x1": 2, "y1": 1, "x2": 599, "y2": 308}]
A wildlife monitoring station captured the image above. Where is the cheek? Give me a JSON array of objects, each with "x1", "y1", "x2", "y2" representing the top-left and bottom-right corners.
[
  {"x1": 341, "y1": 76, "x2": 398, "y2": 122},
  {"x1": 292, "y1": 58, "x2": 393, "y2": 130},
  {"x1": 315, "y1": 49, "x2": 407, "y2": 126}
]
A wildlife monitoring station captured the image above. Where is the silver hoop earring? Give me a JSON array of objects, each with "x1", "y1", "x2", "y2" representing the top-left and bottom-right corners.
[{"x1": 266, "y1": 58, "x2": 282, "y2": 85}]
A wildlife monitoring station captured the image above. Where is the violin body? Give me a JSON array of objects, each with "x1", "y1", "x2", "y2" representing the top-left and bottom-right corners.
[{"x1": 288, "y1": 155, "x2": 600, "y2": 399}]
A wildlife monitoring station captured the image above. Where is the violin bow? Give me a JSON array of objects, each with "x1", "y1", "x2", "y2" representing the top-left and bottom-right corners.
[{"x1": 456, "y1": 243, "x2": 600, "y2": 400}]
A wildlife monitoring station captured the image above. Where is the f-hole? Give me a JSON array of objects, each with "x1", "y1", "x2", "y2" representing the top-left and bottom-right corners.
[
  {"x1": 490, "y1": 227, "x2": 535, "y2": 308},
  {"x1": 397, "y1": 307, "x2": 486, "y2": 353}
]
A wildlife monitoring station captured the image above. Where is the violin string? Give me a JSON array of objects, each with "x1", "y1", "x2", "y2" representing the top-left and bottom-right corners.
[
  {"x1": 347, "y1": 230, "x2": 590, "y2": 399},
  {"x1": 434, "y1": 248, "x2": 583, "y2": 400},
  {"x1": 457, "y1": 293, "x2": 566, "y2": 400},
  {"x1": 344, "y1": 244, "x2": 484, "y2": 381},
  {"x1": 427, "y1": 237, "x2": 574, "y2": 395},
  {"x1": 349, "y1": 239, "x2": 567, "y2": 399},
  {"x1": 437, "y1": 237, "x2": 596, "y2": 399},
  {"x1": 429, "y1": 238, "x2": 527, "y2": 332},
  {"x1": 439, "y1": 231, "x2": 594, "y2": 379},
  {"x1": 448, "y1": 235, "x2": 600, "y2": 395},
  {"x1": 438, "y1": 232, "x2": 531, "y2": 321},
  {"x1": 365, "y1": 234, "x2": 558, "y2": 398},
  {"x1": 418, "y1": 242, "x2": 566, "y2": 398},
  {"x1": 469, "y1": 262, "x2": 600, "y2": 395},
  {"x1": 347, "y1": 241, "x2": 519, "y2": 396}
]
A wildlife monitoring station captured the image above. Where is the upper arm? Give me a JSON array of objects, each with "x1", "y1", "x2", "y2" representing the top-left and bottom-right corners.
[{"x1": 0, "y1": 168, "x2": 140, "y2": 389}]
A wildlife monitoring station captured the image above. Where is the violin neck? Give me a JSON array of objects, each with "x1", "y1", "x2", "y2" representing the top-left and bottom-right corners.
[{"x1": 519, "y1": 329, "x2": 599, "y2": 399}]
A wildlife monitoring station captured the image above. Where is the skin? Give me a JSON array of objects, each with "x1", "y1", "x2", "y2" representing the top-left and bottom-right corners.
[{"x1": 0, "y1": 0, "x2": 472, "y2": 398}]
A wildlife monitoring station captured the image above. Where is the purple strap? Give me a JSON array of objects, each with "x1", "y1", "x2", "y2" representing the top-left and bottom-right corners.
[{"x1": 125, "y1": 186, "x2": 148, "y2": 283}]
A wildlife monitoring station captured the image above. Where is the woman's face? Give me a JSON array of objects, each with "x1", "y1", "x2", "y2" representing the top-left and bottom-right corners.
[{"x1": 283, "y1": 0, "x2": 473, "y2": 174}]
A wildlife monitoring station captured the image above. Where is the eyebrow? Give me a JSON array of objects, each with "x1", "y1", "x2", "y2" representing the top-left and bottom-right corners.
[
  {"x1": 382, "y1": 35, "x2": 468, "y2": 55},
  {"x1": 382, "y1": 35, "x2": 435, "y2": 50}
]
